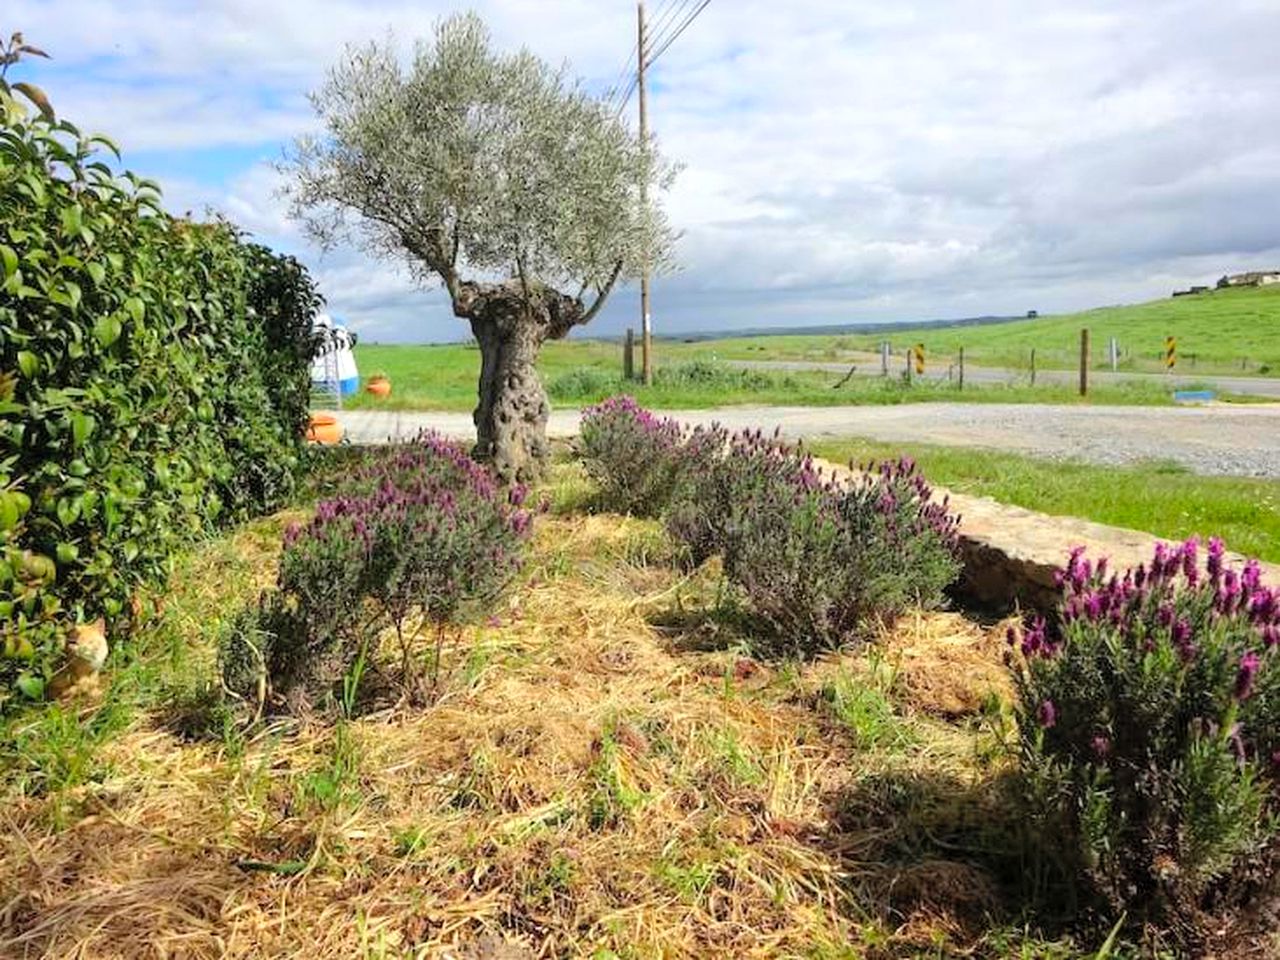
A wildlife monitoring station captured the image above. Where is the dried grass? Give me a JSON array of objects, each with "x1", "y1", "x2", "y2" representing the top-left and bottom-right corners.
[
  {"x1": 875, "y1": 610, "x2": 1016, "y2": 719},
  {"x1": 0, "y1": 507, "x2": 1024, "y2": 959}
]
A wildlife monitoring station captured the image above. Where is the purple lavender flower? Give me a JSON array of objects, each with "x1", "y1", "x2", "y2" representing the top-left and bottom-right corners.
[
  {"x1": 1242, "y1": 559, "x2": 1262, "y2": 594},
  {"x1": 1180, "y1": 537, "x2": 1199, "y2": 587},
  {"x1": 1172, "y1": 618, "x2": 1196, "y2": 663},
  {"x1": 1021, "y1": 617, "x2": 1050, "y2": 658},
  {"x1": 1083, "y1": 592, "x2": 1104, "y2": 621},
  {"x1": 1234, "y1": 651, "x2": 1261, "y2": 701},
  {"x1": 1207, "y1": 536, "x2": 1225, "y2": 582},
  {"x1": 1037, "y1": 700, "x2": 1057, "y2": 729}
]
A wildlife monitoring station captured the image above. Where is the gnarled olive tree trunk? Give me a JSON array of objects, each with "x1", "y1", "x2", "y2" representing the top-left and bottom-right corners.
[{"x1": 454, "y1": 280, "x2": 584, "y2": 483}]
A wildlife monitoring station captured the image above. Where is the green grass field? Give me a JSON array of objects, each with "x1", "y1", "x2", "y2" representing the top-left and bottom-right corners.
[
  {"x1": 347, "y1": 285, "x2": 1278, "y2": 411},
  {"x1": 686, "y1": 284, "x2": 1280, "y2": 375},
  {"x1": 809, "y1": 438, "x2": 1280, "y2": 564},
  {"x1": 349, "y1": 341, "x2": 1200, "y2": 412}
]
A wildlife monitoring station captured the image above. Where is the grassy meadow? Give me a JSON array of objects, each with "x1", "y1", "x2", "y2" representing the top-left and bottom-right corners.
[
  {"x1": 690, "y1": 284, "x2": 1280, "y2": 375},
  {"x1": 349, "y1": 341, "x2": 1202, "y2": 413},
  {"x1": 344, "y1": 285, "x2": 1280, "y2": 411},
  {"x1": 810, "y1": 438, "x2": 1280, "y2": 564}
]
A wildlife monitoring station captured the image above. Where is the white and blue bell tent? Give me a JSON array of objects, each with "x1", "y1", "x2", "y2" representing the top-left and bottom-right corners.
[{"x1": 310, "y1": 313, "x2": 360, "y2": 403}]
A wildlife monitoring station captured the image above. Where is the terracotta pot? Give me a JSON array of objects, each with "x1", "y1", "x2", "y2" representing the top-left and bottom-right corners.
[
  {"x1": 306, "y1": 413, "x2": 344, "y2": 445},
  {"x1": 366, "y1": 376, "x2": 391, "y2": 397}
]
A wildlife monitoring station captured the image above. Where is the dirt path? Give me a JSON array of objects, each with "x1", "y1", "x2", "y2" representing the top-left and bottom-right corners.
[{"x1": 330, "y1": 402, "x2": 1280, "y2": 478}]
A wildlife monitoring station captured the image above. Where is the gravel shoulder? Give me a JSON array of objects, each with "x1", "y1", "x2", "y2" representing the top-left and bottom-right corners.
[{"x1": 330, "y1": 401, "x2": 1280, "y2": 478}]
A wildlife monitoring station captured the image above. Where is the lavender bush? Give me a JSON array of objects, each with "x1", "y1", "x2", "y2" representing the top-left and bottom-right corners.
[
  {"x1": 579, "y1": 396, "x2": 685, "y2": 517},
  {"x1": 578, "y1": 397, "x2": 960, "y2": 653},
  {"x1": 663, "y1": 422, "x2": 733, "y2": 567},
  {"x1": 222, "y1": 433, "x2": 531, "y2": 711},
  {"x1": 714, "y1": 442, "x2": 962, "y2": 654},
  {"x1": 1008, "y1": 538, "x2": 1280, "y2": 926}
]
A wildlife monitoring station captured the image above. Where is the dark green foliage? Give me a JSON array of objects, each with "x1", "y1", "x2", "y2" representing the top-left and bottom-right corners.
[
  {"x1": 1008, "y1": 539, "x2": 1280, "y2": 934},
  {"x1": 0, "y1": 102, "x2": 320, "y2": 706}
]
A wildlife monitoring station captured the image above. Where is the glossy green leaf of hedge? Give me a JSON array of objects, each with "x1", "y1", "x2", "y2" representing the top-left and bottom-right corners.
[
  {"x1": 1, "y1": 103, "x2": 321, "y2": 705},
  {"x1": 93, "y1": 313, "x2": 122, "y2": 347}
]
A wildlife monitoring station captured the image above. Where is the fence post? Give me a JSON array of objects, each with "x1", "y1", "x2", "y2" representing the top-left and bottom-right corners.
[
  {"x1": 1079, "y1": 329, "x2": 1090, "y2": 397},
  {"x1": 1109, "y1": 337, "x2": 1118, "y2": 371},
  {"x1": 1030, "y1": 348, "x2": 1036, "y2": 387},
  {"x1": 958, "y1": 346, "x2": 965, "y2": 390},
  {"x1": 880, "y1": 341, "x2": 890, "y2": 377},
  {"x1": 624, "y1": 328, "x2": 635, "y2": 380}
]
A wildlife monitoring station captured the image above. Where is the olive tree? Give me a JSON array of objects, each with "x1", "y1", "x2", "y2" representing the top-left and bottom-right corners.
[{"x1": 284, "y1": 13, "x2": 676, "y2": 481}]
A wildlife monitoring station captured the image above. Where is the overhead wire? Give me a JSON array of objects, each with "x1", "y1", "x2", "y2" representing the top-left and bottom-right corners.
[
  {"x1": 646, "y1": 0, "x2": 710, "y2": 67},
  {"x1": 642, "y1": 0, "x2": 692, "y2": 61},
  {"x1": 599, "y1": 0, "x2": 675, "y2": 110},
  {"x1": 606, "y1": 0, "x2": 712, "y2": 118}
]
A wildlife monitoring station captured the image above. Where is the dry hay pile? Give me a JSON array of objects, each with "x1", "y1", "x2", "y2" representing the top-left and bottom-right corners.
[{"x1": 0, "y1": 507, "x2": 1020, "y2": 959}]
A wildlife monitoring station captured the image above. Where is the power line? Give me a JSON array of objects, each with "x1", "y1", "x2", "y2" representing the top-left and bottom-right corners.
[
  {"x1": 609, "y1": 0, "x2": 710, "y2": 116},
  {"x1": 601, "y1": 47, "x2": 635, "y2": 106},
  {"x1": 646, "y1": 0, "x2": 710, "y2": 67},
  {"x1": 599, "y1": 0, "x2": 678, "y2": 113},
  {"x1": 645, "y1": 0, "x2": 687, "y2": 44},
  {"x1": 612, "y1": 73, "x2": 639, "y2": 117},
  {"x1": 642, "y1": 0, "x2": 692, "y2": 60}
]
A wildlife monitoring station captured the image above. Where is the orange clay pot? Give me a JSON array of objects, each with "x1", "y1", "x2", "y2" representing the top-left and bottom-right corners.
[
  {"x1": 366, "y1": 376, "x2": 391, "y2": 397},
  {"x1": 306, "y1": 413, "x2": 344, "y2": 445}
]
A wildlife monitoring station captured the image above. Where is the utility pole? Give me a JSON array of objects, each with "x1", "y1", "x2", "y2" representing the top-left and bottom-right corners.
[{"x1": 637, "y1": 1, "x2": 653, "y2": 385}]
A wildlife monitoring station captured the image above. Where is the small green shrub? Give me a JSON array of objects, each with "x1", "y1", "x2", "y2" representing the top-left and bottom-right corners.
[
  {"x1": 546, "y1": 366, "x2": 624, "y2": 401},
  {"x1": 1008, "y1": 538, "x2": 1280, "y2": 931},
  {"x1": 652, "y1": 359, "x2": 774, "y2": 391}
]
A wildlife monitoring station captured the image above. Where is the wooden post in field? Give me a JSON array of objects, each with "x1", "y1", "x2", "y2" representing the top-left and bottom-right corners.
[
  {"x1": 958, "y1": 346, "x2": 965, "y2": 390},
  {"x1": 1030, "y1": 348, "x2": 1037, "y2": 386},
  {"x1": 880, "y1": 341, "x2": 890, "y2": 377},
  {"x1": 1079, "y1": 329, "x2": 1090, "y2": 397},
  {"x1": 624, "y1": 328, "x2": 635, "y2": 380}
]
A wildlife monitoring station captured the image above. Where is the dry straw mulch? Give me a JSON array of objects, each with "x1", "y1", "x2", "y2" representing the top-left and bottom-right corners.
[{"x1": 1, "y1": 511, "x2": 1018, "y2": 959}]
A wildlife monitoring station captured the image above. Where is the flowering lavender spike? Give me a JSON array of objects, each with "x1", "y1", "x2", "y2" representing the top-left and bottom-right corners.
[
  {"x1": 1234, "y1": 651, "x2": 1261, "y2": 701},
  {"x1": 1037, "y1": 700, "x2": 1057, "y2": 729}
]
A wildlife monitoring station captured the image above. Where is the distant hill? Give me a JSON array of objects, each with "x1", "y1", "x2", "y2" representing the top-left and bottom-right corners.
[{"x1": 658, "y1": 312, "x2": 1027, "y2": 343}]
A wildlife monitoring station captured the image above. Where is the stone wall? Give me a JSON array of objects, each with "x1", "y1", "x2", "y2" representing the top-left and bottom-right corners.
[{"x1": 817, "y1": 459, "x2": 1280, "y2": 617}]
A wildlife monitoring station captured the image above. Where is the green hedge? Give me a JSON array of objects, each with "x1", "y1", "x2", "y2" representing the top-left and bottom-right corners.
[{"x1": 0, "y1": 105, "x2": 321, "y2": 704}]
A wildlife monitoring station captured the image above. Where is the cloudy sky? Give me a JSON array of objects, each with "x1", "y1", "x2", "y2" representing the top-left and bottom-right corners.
[{"x1": 9, "y1": 1, "x2": 1280, "y2": 341}]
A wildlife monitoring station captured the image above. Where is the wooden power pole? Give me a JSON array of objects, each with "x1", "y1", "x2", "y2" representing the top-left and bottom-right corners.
[{"x1": 637, "y1": 1, "x2": 653, "y2": 385}]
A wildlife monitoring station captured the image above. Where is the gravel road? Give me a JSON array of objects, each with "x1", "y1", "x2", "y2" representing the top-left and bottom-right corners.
[{"x1": 331, "y1": 402, "x2": 1280, "y2": 478}]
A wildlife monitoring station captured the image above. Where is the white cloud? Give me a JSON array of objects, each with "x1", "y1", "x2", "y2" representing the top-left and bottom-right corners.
[{"x1": 10, "y1": 0, "x2": 1280, "y2": 336}]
